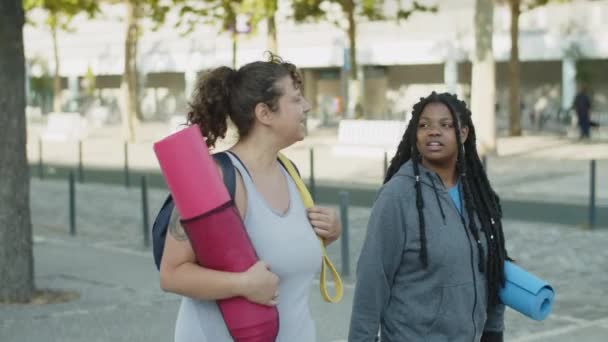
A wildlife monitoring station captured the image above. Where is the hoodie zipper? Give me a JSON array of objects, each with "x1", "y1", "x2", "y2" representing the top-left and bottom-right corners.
[
  {"x1": 426, "y1": 173, "x2": 447, "y2": 225},
  {"x1": 436, "y1": 173, "x2": 478, "y2": 342},
  {"x1": 453, "y1": 198, "x2": 478, "y2": 342},
  {"x1": 419, "y1": 171, "x2": 480, "y2": 342}
]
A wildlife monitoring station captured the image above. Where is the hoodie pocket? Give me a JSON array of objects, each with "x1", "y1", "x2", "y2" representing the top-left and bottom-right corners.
[
  {"x1": 425, "y1": 286, "x2": 445, "y2": 333},
  {"x1": 425, "y1": 282, "x2": 475, "y2": 342}
]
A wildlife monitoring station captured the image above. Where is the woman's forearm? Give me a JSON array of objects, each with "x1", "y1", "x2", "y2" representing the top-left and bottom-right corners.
[{"x1": 160, "y1": 262, "x2": 246, "y2": 300}]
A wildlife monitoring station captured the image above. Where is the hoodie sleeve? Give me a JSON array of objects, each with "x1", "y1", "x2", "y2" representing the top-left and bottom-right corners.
[
  {"x1": 481, "y1": 301, "x2": 505, "y2": 342},
  {"x1": 348, "y1": 186, "x2": 407, "y2": 342}
]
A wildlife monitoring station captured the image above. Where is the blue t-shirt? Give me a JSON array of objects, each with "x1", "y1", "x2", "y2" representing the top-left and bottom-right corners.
[{"x1": 448, "y1": 182, "x2": 462, "y2": 215}]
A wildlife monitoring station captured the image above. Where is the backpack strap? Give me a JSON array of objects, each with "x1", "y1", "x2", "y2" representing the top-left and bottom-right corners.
[
  {"x1": 277, "y1": 153, "x2": 344, "y2": 304},
  {"x1": 213, "y1": 151, "x2": 236, "y2": 200}
]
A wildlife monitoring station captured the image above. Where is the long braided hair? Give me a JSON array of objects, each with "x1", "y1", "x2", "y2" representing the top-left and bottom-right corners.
[{"x1": 385, "y1": 91, "x2": 507, "y2": 303}]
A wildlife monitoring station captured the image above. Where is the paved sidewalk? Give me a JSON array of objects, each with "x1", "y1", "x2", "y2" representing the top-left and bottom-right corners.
[{"x1": 1, "y1": 179, "x2": 608, "y2": 341}]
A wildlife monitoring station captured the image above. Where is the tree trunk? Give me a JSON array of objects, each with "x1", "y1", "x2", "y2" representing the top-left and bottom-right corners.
[
  {"x1": 267, "y1": 14, "x2": 277, "y2": 54},
  {"x1": 509, "y1": 0, "x2": 522, "y2": 136},
  {"x1": 344, "y1": 0, "x2": 362, "y2": 118},
  {"x1": 121, "y1": 0, "x2": 140, "y2": 142},
  {"x1": 471, "y1": 0, "x2": 496, "y2": 155},
  {"x1": 232, "y1": 29, "x2": 238, "y2": 69},
  {"x1": 51, "y1": 18, "x2": 62, "y2": 113},
  {"x1": 345, "y1": 0, "x2": 357, "y2": 81},
  {"x1": 0, "y1": 0, "x2": 35, "y2": 303},
  {"x1": 265, "y1": 0, "x2": 278, "y2": 54}
]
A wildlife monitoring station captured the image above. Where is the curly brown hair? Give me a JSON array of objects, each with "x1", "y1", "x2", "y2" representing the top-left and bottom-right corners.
[{"x1": 187, "y1": 53, "x2": 302, "y2": 147}]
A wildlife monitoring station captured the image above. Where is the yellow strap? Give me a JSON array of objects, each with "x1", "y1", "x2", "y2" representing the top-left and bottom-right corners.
[{"x1": 278, "y1": 153, "x2": 343, "y2": 303}]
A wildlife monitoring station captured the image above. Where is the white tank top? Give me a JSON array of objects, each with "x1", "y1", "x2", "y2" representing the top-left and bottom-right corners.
[{"x1": 173, "y1": 152, "x2": 322, "y2": 342}]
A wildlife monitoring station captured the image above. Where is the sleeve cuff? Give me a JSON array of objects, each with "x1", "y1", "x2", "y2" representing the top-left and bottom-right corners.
[{"x1": 481, "y1": 331, "x2": 503, "y2": 342}]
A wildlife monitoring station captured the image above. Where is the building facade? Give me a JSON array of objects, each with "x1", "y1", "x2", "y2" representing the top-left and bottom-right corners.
[{"x1": 24, "y1": 0, "x2": 608, "y2": 130}]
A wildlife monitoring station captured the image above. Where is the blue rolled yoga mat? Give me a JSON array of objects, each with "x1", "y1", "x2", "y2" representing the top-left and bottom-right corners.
[{"x1": 499, "y1": 261, "x2": 555, "y2": 321}]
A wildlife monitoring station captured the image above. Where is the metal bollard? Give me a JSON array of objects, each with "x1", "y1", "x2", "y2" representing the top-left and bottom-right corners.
[
  {"x1": 339, "y1": 191, "x2": 350, "y2": 277},
  {"x1": 69, "y1": 171, "x2": 76, "y2": 236},
  {"x1": 309, "y1": 148, "x2": 316, "y2": 201},
  {"x1": 589, "y1": 159, "x2": 596, "y2": 229},
  {"x1": 124, "y1": 142, "x2": 130, "y2": 188},
  {"x1": 482, "y1": 155, "x2": 488, "y2": 170},
  {"x1": 38, "y1": 138, "x2": 43, "y2": 179},
  {"x1": 78, "y1": 140, "x2": 84, "y2": 183},
  {"x1": 141, "y1": 176, "x2": 150, "y2": 248},
  {"x1": 383, "y1": 151, "x2": 388, "y2": 181}
]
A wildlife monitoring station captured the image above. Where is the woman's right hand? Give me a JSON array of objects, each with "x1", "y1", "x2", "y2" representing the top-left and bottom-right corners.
[{"x1": 240, "y1": 261, "x2": 280, "y2": 306}]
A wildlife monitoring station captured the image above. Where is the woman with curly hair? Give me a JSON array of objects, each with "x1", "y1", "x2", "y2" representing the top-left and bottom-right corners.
[{"x1": 160, "y1": 55, "x2": 342, "y2": 342}]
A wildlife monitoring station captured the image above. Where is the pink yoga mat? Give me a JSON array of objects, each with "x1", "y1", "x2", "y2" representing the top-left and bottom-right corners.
[
  {"x1": 183, "y1": 206, "x2": 279, "y2": 342},
  {"x1": 153, "y1": 125, "x2": 230, "y2": 220},
  {"x1": 153, "y1": 125, "x2": 279, "y2": 342}
]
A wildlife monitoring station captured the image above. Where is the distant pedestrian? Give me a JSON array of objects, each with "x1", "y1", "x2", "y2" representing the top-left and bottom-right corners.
[{"x1": 572, "y1": 84, "x2": 593, "y2": 139}]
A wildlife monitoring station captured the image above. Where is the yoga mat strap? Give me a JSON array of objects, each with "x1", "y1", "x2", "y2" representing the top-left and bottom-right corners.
[{"x1": 278, "y1": 153, "x2": 344, "y2": 303}]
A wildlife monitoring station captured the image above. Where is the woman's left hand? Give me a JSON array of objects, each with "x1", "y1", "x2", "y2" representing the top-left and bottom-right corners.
[{"x1": 307, "y1": 206, "x2": 341, "y2": 245}]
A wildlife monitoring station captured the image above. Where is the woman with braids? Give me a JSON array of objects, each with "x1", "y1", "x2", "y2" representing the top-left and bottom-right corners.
[
  {"x1": 159, "y1": 55, "x2": 341, "y2": 342},
  {"x1": 349, "y1": 92, "x2": 507, "y2": 342}
]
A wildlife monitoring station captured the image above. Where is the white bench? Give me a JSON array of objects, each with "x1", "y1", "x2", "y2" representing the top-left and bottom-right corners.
[
  {"x1": 42, "y1": 112, "x2": 88, "y2": 142},
  {"x1": 332, "y1": 119, "x2": 408, "y2": 159}
]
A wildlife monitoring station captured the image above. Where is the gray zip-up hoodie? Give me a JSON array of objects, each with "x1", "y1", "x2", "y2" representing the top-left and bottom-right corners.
[{"x1": 349, "y1": 160, "x2": 504, "y2": 342}]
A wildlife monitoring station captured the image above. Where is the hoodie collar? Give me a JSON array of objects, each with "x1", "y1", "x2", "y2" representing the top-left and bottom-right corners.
[
  {"x1": 395, "y1": 160, "x2": 458, "y2": 224},
  {"x1": 395, "y1": 160, "x2": 454, "y2": 192}
]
